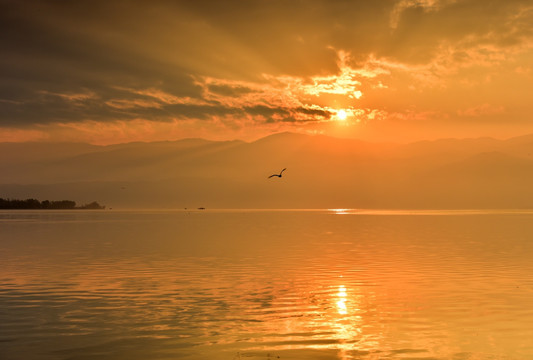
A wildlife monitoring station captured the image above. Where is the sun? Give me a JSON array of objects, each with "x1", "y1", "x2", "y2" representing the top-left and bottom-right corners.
[{"x1": 336, "y1": 109, "x2": 347, "y2": 121}]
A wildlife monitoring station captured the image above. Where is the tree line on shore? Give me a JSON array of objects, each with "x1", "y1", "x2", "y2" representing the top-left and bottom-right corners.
[{"x1": 0, "y1": 198, "x2": 105, "y2": 209}]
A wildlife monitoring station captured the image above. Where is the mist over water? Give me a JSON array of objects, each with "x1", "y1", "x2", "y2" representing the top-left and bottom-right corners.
[{"x1": 1, "y1": 210, "x2": 533, "y2": 359}]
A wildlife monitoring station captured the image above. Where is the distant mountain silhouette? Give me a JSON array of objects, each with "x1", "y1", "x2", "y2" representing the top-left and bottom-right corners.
[{"x1": 2, "y1": 132, "x2": 533, "y2": 209}]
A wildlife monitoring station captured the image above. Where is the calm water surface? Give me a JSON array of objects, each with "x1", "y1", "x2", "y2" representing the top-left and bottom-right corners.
[{"x1": 1, "y1": 209, "x2": 533, "y2": 360}]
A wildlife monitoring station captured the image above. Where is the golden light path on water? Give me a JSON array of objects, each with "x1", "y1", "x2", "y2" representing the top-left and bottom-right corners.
[
  {"x1": 239, "y1": 277, "x2": 375, "y2": 359},
  {"x1": 336, "y1": 284, "x2": 348, "y2": 315}
]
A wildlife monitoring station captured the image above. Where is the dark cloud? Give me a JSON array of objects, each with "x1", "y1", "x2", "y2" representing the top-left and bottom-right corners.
[
  {"x1": 0, "y1": 83, "x2": 327, "y2": 126},
  {"x1": 296, "y1": 107, "x2": 332, "y2": 118},
  {"x1": 207, "y1": 84, "x2": 257, "y2": 97},
  {"x1": 244, "y1": 105, "x2": 289, "y2": 117}
]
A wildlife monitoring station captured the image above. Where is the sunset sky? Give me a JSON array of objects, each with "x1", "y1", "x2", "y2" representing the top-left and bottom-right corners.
[{"x1": 1, "y1": 0, "x2": 532, "y2": 144}]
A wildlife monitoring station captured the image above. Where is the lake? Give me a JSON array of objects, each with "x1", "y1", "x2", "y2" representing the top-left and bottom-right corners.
[{"x1": 1, "y1": 209, "x2": 533, "y2": 359}]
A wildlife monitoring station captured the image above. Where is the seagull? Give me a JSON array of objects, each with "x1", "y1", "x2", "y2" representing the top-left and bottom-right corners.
[{"x1": 268, "y1": 168, "x2": 286, "y2": 178}]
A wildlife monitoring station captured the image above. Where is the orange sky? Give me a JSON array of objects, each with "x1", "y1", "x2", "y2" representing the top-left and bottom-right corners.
[{"x1": 1, "y1": 0, "x2": 532, "y2": 144}]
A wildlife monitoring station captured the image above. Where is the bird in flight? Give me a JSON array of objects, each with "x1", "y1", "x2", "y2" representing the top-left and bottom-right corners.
[{"x1": 268, "y1": 168, "x2": 286, "y2": 178}]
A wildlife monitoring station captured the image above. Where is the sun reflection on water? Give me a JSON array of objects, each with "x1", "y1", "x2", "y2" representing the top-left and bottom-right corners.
[
  {"x1": 331, "y1": 282, "x2": 369, "y2": 360},
  {"x1": 330, "y1": 208, "x2": 352, "y2": 215},
  {"x1": 336, "y1": 285, "x2": 348, "y2": 315}
]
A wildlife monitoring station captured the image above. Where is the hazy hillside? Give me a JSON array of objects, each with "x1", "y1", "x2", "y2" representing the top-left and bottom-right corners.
[
  {"x1": 0, "y1": 142, "x2": 101, "y2": 165},
  {"x1": 2, "y1": 132, "x2": 533, "y2": 209}
]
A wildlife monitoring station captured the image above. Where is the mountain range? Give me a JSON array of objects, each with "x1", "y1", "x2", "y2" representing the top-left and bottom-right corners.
[{"x1": 2, "y1": 132, "x2": 533, "y2": 209}]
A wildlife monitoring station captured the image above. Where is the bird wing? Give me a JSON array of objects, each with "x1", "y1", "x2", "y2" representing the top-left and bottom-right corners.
[
  {"x1": 268, "y1": 174, "x2": 277, "y2": 178},
  {"x1": 280, "y1": 168, "x2": 287, "y2": 174}
]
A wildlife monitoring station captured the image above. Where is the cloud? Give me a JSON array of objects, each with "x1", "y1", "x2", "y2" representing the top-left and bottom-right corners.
[
  {"x1": 119, "y1": 87, "x2": 208, "y2": 106},
  {"x1": 389, "y1": 0, "x2": 458, "y2": 29},
  {"x1": 1, "y1": 0, "x2": 533, "y2": 143},
  {"x1": 37, "y1": 90, "x2": 98, "y2": 103},
  {"x1": 104, "y1": 99, "x2": 163, "y2": 110}
]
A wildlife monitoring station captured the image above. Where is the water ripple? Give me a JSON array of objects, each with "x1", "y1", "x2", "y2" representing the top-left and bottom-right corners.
[{"x1": 2, "y1": 210, "x2": 533, "y2": 359}]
